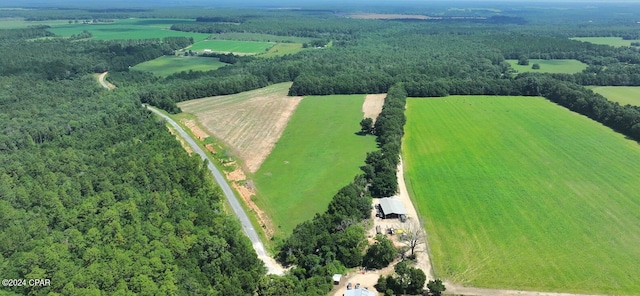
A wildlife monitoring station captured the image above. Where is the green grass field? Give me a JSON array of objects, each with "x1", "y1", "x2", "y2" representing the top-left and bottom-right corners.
[
  {"x1": 259, "y1": 43, "x2": 304, "y2": 58},
  {"x1": 0, "y1": 18, "x2": 72, "y2": 29},
  {"x1": 404, "y1": 96, "x2": 640, "y2": 295},
  {"x1": 571, "y1": 37, "x2": 640, "y2": 47},
  {"x1": 253, "y1": 95, "x2": 377, "y2": 236},
  {"x1": 209, "y1": 32, "x2": 312, "y2": 43},
  {"x1": 188, "y1": 40, "x2": 274, "y2": 54},
  {"x1": 131, "y1": 56, "x2": 227, "y2": 77},
  {"x1": 589, "y1": 86, "x2": 640, "y2": 106},
  {"x1": 45, "y1": 18, "x2": 210, "y2": 41},
  {"x1": 507, "y1": 59, "x2": 587, "y2": 74}
]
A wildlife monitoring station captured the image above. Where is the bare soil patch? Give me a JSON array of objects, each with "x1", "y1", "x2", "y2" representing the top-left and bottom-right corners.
[
  {"x1": 181, "y1": 119, "x2": 209, "y2": 140},
  {"x1": 363, "y1": 94, "x2": 386, "y2": 121},
  {"x1": 205, "y1": 143, "x2": 216, "y2": 154},
  {"x1": 178, "y1": 83, "x2": 302, "y2": 173},
  {"x1": 225, "y1": 166, "x2": 276, "y2": 238}
]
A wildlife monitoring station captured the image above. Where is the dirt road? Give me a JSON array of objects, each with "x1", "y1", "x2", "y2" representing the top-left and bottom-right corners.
[{"x1": 98, "y1": 72, "x2": 115, "y2": 90}]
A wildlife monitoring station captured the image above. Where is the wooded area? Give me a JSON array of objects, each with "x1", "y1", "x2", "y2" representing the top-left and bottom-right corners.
[{"x1": 0, "y1": 25, "x2": 263, "y2": 296}]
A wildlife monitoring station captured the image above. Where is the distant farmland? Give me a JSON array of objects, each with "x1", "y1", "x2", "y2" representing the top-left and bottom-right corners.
[
  {"x1": 404, "y1": 96, "x2": 640, "y2": 295},
  {"x1": 253, "y1": 95, "x2": 377, "y2": 236},
  {"x1": 132, "y1": 56, "x2": 227, "y2": 77},
  {"x1": 46, "y1": 18, "x2": 210, "y2": 41},
  {"x1": 188, "y1": 40, "x2": 274, "y2": 54},
  {"x1": 571, "y1": 37, "x2": 640, "y2": 47},
  {"x1": 507, "y1": 59, "x2": 587, "y2": 74},
  {"x1": 589, "y1": 86, "x2": 640, "y2": 106}
]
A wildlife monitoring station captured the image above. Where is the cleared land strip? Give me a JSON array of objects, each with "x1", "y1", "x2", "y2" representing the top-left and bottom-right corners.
[{"x1": 362, "y1": 93, "x2": 386, "y2": 121}]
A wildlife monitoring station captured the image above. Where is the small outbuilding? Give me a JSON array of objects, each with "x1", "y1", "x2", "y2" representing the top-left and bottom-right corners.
[
  {"x1": 332, "y1": 274, "x2": 342, "y2": 285},
  {"x1": 377, "y1": 197, "x2": 408, "y2": 221}
]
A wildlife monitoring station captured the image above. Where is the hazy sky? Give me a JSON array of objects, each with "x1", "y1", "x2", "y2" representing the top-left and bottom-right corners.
[{"x1": 4, "y1": 0, "x2": 640, "y2": 9}]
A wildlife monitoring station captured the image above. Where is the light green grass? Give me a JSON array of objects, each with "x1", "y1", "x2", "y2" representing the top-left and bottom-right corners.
[
  {"x1": 132, "y1": 56, "x2": 227, "y2": 77},
  {"x1": 0, "y1": 18, "x2": 72, "y2": 29},
  {"x1": 209, "y1": 32, "x2": 312, "y2": 43},
  {"x1": 253, "y1": 95, "x2": 377, "y2": 237},
  {"x1": 404, "y1": 96, "x2": 640, "y2": 295},
  {"x1": 571, "y1": 37, "x2": 640, "y2": 47},
  {"x1": 188, "y1": 40, "x2": 274, "y2": 54},
  {"x1": 45, "y1": 18, "x2": 210, "y2": 41},
  {"x1": 589, "y1": 86, "x2": 640, "y2": 106},
  {"x1": 258, "y1": 43, "x2": 304, "y2": 58},
  {"x1": 507, "y1": 59, "x2": 587, "y2": 74}
]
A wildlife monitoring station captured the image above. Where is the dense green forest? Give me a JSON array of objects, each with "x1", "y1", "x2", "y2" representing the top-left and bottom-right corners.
[
  {"x1": 2, "y1": 2, "x2": 640, "y2": 295},
  {"x1": 0, "y1": 25, "x2": 263, "y2": 296}
]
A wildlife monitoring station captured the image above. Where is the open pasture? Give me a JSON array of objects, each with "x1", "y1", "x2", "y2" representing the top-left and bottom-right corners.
[
  {"x1": 188, "y1": 40, "x2": 274, "y2": 54},
  {"x1": 507, "y1": 59, "x2": 587, "y2": 74},
  {"x1": 253, "y1": 95, "x2": 377, "y2": 236},
  {"x1": 259, "y1": 43, "x2": 304, "y2": 58},
  {"x1": 209, "y1": 32, "x2": 311, "y2": 43},
  {"x1": 589, "y1": 86, "x2": 640, "y2": 106},
  {"x1": 404, "y1": 96, "x2": 640, "y2": 295},
  {"x1": 132, "y1": 56, "x2": 227, "y2": 77},
  {"x1": 571, "y1": 37, "x2": 640, "y2": 47},
  {"x1": 46, "y1": 18, "x2": 210, "y2": 41}
]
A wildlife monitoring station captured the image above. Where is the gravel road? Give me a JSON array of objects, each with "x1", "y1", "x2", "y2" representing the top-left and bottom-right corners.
[{"x1": 98, "y1": 72, "x2": 283, "y2": 275}]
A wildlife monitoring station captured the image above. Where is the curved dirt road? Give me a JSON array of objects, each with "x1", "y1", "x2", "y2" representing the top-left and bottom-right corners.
[
  {"x1": 98, "y1": 72, "x2": 283, "y2": 275},
  {"x1": 98, "y1": 72, "x2": 115, "y2": 90}
]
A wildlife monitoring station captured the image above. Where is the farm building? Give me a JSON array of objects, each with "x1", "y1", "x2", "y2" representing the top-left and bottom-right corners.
[
  {"x1": 344, "y1": 287, "x2": 375, "y2": 296},
  {"x1": 377, "y1": 197, "x2": 408, "y2": 221}
]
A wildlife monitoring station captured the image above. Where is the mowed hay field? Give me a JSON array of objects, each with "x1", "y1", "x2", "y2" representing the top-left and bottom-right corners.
[
  {"x1": 178, "y1": 83, "x2": 302, "y2": 173},
  {"x1": 507, "y1": 59, "x2": 587, "y2": 74},
  {"x1": 590, "y1": 86, "x2": 640, "y2": 106},
  {"x1": 571, "y1": 37, "x2": 640, "y2": 47},
  {"x1": 403, "y1": 96, "x2": 640, "y2": 295},
  {"x1": 188, "y1": 40, "x2": 274, "y2": 54},
  {"x1": 253, "y1": 95, "x2": 377, "y2": 236},
  {"x1": 132, "y1": 56, "x2": 227, "y2": 77}
]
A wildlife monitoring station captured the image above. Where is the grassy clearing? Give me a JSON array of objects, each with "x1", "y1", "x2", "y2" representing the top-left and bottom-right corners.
[
  {"x1": 132, "y1": 56, "x2": 227, "y2": 77},
  {"x1": 188, "y1": 40, "x2": 274, "y2": 54},
  {"x1": 507, "y1": 59, "x2": 587, "y2": 74},
  {"x1": 589, "y1": 86, "x2": 640, "y2": 106},
  {"x1": 45, "y1": 18, "x2": 210, "y2": 41},
  {"x1": 404, "y1": 96, "x2": 640, "y2": 295},
  {"x1": 0, "y1": 18, "x2": 71, "y2": 29},
  {"x1": 571, "y1": 37, "x2": 640, "y2": 47},
  {"x1": 253, "y1": 95, "x2": 377, "y2": 237},
  {"x1": 209, "y1": 32, "x2": 312, "y2": 43},
  {"x1": 258, "y1": 43, "x2": 304, "y2": 58}
]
